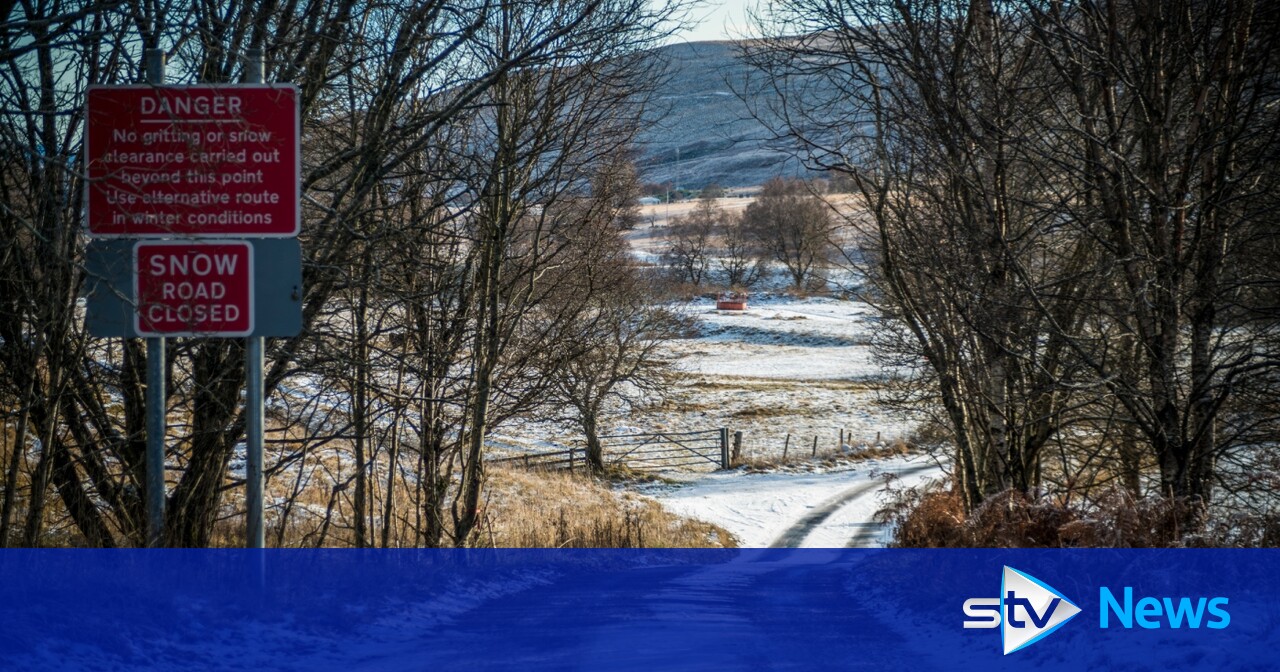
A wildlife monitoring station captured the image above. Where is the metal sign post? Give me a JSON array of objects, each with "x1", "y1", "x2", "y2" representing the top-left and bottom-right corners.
[
  {"x1": 144, "y1": 47, "x2": 167, "y2": 548},
  {"x1": 244, "y1": 48, "x2": 265, "y2": 549}
]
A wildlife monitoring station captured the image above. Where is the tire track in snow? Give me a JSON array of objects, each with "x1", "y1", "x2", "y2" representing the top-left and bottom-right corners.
[
  {"x1": 845, "y1": 523, "x2": 887, "y2": 548},
  {"x1": 768, "y1": 464, "x2": 936, "y2": 548}
]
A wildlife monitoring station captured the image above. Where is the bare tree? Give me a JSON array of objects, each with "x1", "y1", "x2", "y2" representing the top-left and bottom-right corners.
[
  {"x1": 592, "y1": 151, "x2": 644, "y2": 230},
  {"x1": 0, "y1": 0, "x2": 688, "y2": 548},
  {"x1": 1027, "y1": 0, "x2": 1280, "y2": 506},
  {"x1": 742, "y1": 2, "x2": 1093, "y2": 511},
  {"x1": 662, "y1": 200, "x2": 718, "y2": 286},
  {"x1": 743, "y1": 0, "x2": 1280, "y2": 527},
  {"x1": 716, "y1": 208, "x2": 761, "y2": 288},
  {"x1": 541, "y1": 221, "x2": 678, "y2": 471},
  {"x1": 448, "y1": 0, "x2": 686, "y2": 545},
  {"x1": 742, "y1": 177, "x2": 832, "y2": 289}
]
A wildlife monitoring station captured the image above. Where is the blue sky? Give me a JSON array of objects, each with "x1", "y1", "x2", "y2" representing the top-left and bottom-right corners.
[{"x1": 674, "y1": 0, "x2": 757, "y2": 43}]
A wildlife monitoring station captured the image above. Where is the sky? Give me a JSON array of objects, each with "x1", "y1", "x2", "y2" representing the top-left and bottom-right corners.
[{"x1": 674, "y1": 0, "x2": 757, "y2": 43}]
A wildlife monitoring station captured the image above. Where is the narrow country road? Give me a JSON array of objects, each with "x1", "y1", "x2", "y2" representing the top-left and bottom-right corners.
[{"x1": 768, "y1": 464, "x2": 937, "y2": 548}]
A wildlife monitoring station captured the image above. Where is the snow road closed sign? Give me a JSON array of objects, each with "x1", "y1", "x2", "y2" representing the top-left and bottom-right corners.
[
  {"x1": 84, "y1": 85, "x2": 299, "y2": 237},
  {"x1": 133, "y1": 241, "x2": 253, "y2": 336}
]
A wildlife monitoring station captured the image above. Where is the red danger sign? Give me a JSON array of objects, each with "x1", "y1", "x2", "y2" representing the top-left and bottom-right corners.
[
  {"x1": 134, "y1": 242, "x2": 254, "y2": 336},
  {"x1": 86, "y1": 85, "x2": 299, "y2": 237}
]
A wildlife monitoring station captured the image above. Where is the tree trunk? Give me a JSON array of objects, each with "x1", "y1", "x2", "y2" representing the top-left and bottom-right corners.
[
  {"x1": 1118, "y1": 421, "x2": 1143, "y2": 499},
  {"x1": 164, "y1": 343, "x2": 244, "y2": 547},
  {"x1": 381, "y1": 355, "x2": 407, "y2": 548},
  {"x1": 48, "y1": 435, "x2": 116, "y2": 547},
  {"x1": 20, "y1": 396, "x2": 59, "y2": 547},
  {"x1": 455, "y1": 198, "x2": 504, "y2": 546},
  {"x1": 456, "y1": 326, "x2": 494, "y2": 546},
  {"x1": 0, "y1": 376, "x2": 33, "y2": 546},
  {"x1": 583, "y1": 412, "x2": 604, "y2": 472},
  {"x1": 353, "y1": 245, "x2": 371, "y2": 548}
]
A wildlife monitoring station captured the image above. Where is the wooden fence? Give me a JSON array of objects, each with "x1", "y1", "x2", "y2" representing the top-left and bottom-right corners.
[{"x1": 488, "y1": 447, "x2": 584, "y2": 472}]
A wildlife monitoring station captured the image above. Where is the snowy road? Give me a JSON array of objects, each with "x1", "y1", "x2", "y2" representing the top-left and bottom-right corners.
[
  {"x1": 767, "y1": 463, "x2": 938, "y2": 548},
  {"x1": 648, "y1": 456, "x2": 943, "y2": 548}
]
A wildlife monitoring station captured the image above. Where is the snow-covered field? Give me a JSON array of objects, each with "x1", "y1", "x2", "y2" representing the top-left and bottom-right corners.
[
  {"x1": 493, "y1": 198, "x2": 943, "y2": 548},
  {"x1": 676, "y1": 299, "x2": 881, "y2": 380},
  {"x1": 490, "y1": 294, "x2": 918, "y2": 460},
  {"x1": 492, "y1": 289, "x2": 945, "y2": 548},
  {"x1": 636, "y1": 293, "x2": 917, "y2": 460},
  {"x1": 606, "y1": 205, "x2": 942, "y2": 547}
]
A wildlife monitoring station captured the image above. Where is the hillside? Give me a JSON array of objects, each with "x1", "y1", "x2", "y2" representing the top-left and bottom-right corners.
[{"x1": 634, "y1": 40, "x2": 817, "y2": 189}]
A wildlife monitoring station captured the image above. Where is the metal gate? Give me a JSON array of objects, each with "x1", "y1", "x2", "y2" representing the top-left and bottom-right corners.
[{"x1": 601, "y1": 428, "x2": 729, "y2": 471}]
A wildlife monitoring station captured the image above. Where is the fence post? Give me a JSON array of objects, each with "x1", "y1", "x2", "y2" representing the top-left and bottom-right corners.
[
  {"x1": 812, "y1": 435, "x2": 818, "y2": 457},
  {"x1": 783, "y1": 433, "x2": 790, "y2": 459},
  {"x1": 569, "y1": 447, "x2": 575, "y2": 472},
  {"x1": 719, "y1": 428, "x2": 730, "y2": 469},
  {"x1": 733, "y1": 431, "x2": 743, "y2": 464}
]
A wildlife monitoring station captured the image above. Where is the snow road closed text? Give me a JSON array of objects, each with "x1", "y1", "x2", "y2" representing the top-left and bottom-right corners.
[{"x1": 133, "y1": 242, "x2": 253, "y2": 336}]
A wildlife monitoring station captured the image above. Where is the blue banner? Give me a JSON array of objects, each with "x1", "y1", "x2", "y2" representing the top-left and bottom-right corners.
[{"x1": 1, "y1": 549, "x2": 1275, "y2": 670}]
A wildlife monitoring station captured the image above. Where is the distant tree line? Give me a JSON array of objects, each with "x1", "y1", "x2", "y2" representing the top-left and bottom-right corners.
[{"x1": 663, "y1": 177, "x2": 835, "y2": 290}]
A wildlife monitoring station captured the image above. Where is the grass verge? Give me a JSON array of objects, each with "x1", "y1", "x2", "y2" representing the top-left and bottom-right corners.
[{"x1": 477, "y1": 465, "x2": 737, "y2": 548}]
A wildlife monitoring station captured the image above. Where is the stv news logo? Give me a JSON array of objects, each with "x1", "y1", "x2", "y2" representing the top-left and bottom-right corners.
[
  {"x1": 962, "y1": 566, "x2": 1232, "y2": 655},
  {"x1": 962, "y1": 566, "x2": 1081, "y2": 655}
]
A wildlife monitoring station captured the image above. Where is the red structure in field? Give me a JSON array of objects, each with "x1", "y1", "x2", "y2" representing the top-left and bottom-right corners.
[{"x1": 716, "y1": 291, "x2": 748, "y2": 311}]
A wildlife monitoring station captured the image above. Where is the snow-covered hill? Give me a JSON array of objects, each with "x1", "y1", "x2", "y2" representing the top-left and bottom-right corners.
[{"x1": 635, "y1": 40, "x2": 819, "y2": 189}]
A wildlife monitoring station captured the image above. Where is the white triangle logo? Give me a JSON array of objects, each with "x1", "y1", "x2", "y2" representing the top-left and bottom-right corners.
[{"x1": 1001, "y1": 566, "x2": 1081, "y2": 655}]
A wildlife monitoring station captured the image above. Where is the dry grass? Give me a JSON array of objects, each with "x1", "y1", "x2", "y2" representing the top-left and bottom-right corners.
[
  {"x1": 685, "y1": 376, "x2": 882, "y2": 394},
  {"x1": 650, "y1": 398, "x2": 722, "y2": 414},
  {"x1": 207, "y1": 461, "x2": 737, "y2": 549},
  {"x1": 730, "y1": 405, "x2": 798, "y2": 419},
  {"x1": 737, "y1": 438, "x2": 912, "y2": 473},
  {"x1": 0, "y1": 420, "x2": 88, "y2": 547},
  {"x1": 878, "y1": 482, "x2": 1280, "y2": 548},
  {"x1": 475, "y1": 465, "x2": 736, "y2": 548},
  {"x1": 598, "y1": 464, "x2": 682, "y2": 486}
]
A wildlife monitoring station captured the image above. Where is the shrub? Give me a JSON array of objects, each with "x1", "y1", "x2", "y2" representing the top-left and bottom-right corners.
[{"x1": 878, "y1": 482, "x2": 1278, "y2": 548}]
